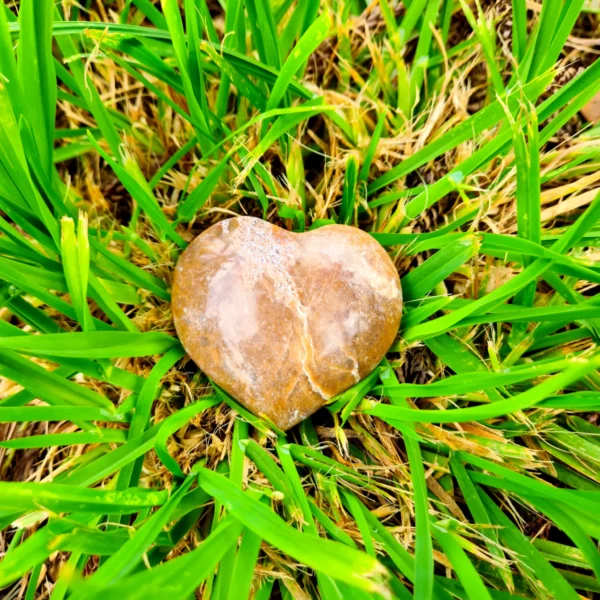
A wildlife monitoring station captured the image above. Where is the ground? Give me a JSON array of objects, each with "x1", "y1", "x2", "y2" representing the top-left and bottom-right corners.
[{"x1": 1, "y1": 0, "x2": 600, "y2": 599}]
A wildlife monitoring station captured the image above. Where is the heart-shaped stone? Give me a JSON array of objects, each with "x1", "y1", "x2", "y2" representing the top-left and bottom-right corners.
[{"x1": 172, "y1": 217, "x2": 402, "y2": 430}]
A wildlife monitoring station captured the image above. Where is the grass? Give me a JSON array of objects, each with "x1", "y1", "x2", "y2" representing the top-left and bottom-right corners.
[{"x1": 0, "y1": 0, "x2": 599, "y2": 598}]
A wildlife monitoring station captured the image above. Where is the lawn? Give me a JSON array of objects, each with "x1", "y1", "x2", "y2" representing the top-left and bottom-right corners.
[{"x1": 1, "y1": 0, "x2": 600, "y2": 598}]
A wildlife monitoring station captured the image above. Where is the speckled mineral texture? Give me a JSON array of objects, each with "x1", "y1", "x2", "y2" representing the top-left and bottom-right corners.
[{"x1": 172, "y1": 217, "x2": 402, "y2": 430}]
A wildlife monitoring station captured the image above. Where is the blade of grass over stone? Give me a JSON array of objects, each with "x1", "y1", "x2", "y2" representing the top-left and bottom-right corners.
[{"x1": 197, "y1": 467, "x2": 387, "y2": 593}]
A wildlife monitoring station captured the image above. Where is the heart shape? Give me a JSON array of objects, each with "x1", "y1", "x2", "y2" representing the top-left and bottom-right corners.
[{"x1": 172, "y1": 217, "x2": 402, "y2": 430}]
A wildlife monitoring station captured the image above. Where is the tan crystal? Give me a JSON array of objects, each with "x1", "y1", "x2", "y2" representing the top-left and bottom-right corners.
[{"x1": 172, "y1": 217, "x2": 402, "y2": 430}]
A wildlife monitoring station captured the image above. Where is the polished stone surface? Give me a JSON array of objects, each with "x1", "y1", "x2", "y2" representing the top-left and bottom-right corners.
[{"x1": 172, "y1": 217, "x2": 402, "y2": 430}]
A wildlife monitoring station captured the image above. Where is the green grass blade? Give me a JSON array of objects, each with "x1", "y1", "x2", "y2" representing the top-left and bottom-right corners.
[
  {"x1": 477, "y1": 487, "x2": 581, "y2": 600},
  {"x1": 432, "y1": 523, "x2": 493, "y2": 600},
  {"x1": 73, "y1": 519, "x2": 244, "y2": 600},
  {"x1": 197, "y1": 467, "x2": 388, "y2": 593},
  {"x1": 72, "y1": 476, "x2": 196, "y2": 594},
  {"x1": 17, "y1": 0, "x2": 56, "y2": 176},
  {"x1": 0, "y1": 482, "x2": 167, "y2": 514}
]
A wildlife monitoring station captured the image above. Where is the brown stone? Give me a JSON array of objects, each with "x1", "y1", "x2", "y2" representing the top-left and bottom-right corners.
[
  {"x1": 582, "y1": 91, "x2": 600, "y2": 124},
  {"x1": 172, "y1": 217, "x2": 402, "y2": 430}
]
